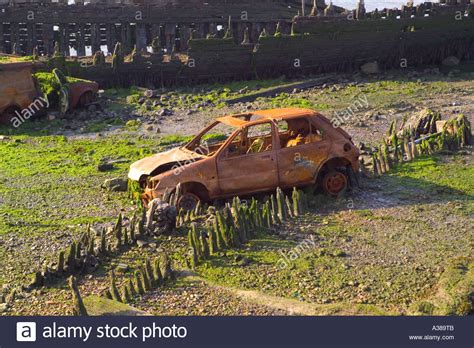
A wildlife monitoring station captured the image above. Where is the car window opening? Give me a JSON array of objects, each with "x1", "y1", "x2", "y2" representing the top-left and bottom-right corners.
[{"x1": 278, "y1": 118, "x2": 324, "y2": 148}]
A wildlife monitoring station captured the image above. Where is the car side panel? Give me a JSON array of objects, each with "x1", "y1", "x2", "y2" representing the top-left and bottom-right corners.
[
  {"x1": 151, "y1": 157, "x2": 219, "y2": 199},
  {"x1": 0, "y1": 67, "x2": 39, "y2": 113},
  {"x1": 277, "y1": 139, "x2": 331, "y2": 188}
]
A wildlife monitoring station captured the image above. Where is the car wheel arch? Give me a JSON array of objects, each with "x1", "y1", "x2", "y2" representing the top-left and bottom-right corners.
[
  {"x1": 0, "y1": 104, "x2": 22, "y2": 124},
  {"x1": 315, "y1": 156, "x2": 352, "y2": 183},
  {"x1": 177, "y1": 181, "x2": 210, "y2": 202}
]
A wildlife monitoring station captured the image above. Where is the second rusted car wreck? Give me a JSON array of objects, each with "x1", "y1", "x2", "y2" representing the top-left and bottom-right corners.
[
  {"x1": 129, "y1": 108, "x2": 360, "y2": 210},
  {"x1": 0, "y1": 59, "x2": 99, "y2": 124}
]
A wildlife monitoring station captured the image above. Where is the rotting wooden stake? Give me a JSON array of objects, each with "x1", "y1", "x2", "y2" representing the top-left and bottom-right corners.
[
  {"x1": 134, "y1": 271, "x2": 145, "y2": 295},
  {"x1": 67, "y1": 242, "x2": 77, "y2": 272},
  {"x1": 153, "y1": 259, "x2": 163, "y2": 285},
  {"x1": 145, "y1": 259, "x2": 156, "y2": 288},
  {"x1": 69, "y1": 276, "x2": 88, "y2": 316},
  {"x1": 57, "y1": 250, "x2": 65, "y2": 275},
  {"x1": 110, "y1": 270, "x2": 123, "y2": 303}
]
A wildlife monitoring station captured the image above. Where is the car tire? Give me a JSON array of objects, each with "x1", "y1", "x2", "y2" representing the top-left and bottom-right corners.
[
  {"x1": 322, "y1": 170, "x2": 348, "y2": 197},
  {"x1": 79, "y1": 91, "x2": 96, "y2": 107},
  {"x1": 177, "y1": 192, "x2": 201, "y2": 212},
  {"x1": 0, "y1": 107, "x2": 20, "y2": 125}
]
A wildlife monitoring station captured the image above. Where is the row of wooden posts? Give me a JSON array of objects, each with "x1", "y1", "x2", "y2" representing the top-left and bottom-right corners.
[
  {"x1": 104, "y1": 253, "x2": 175, "y2": 303},
  {"x1": 369, "y1": 114, "x2": 471, "y2": 176},
  {"x1": 29, "y1": 209, "x2": 149, "y2": 288},
  {"x1": 69, "y1": 254, "x2": 175, "y2": 316},
  {"x1": 187, "y1": 187, "x2": 308, "y2": 268}
]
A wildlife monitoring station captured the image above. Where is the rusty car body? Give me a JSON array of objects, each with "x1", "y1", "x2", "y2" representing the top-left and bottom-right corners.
[
  {"x1": 51, "y1": 68, "x2": 99, "y2": 115},
  {"x1": 0, "y1": 61, "x2": 99, "y2": 124},
  {"x1": 0, "y1": 62, "x2": 42, "y2": 124},
  {"x1": 129, "y1": 108, "x2": 360, "y2": 210}
]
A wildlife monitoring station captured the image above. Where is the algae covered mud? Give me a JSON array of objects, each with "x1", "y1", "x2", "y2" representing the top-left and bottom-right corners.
[{"x1": 0, "y1": 65, "x2": 472, "y2": 316}]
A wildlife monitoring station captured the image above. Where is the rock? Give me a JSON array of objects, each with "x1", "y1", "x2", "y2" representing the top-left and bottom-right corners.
[
  {"x1": 442, "y1": 56, "x2": 460, "y2": 66},
  {"x1": 157, "y1": 108, "x2": 173, "y2": 117},
  {"x1": 0, "y1": 135, "x2": 11, "y2": 141},
  {"x1": 102, "y1": 177, "x2": 128, "y2": 192},
  {"x1": 145, "y1": 199, "x2": 177, "y2": 235},
  {"x1": 97, "y1": 163, "x2": 115, "y2": 172},
  {"x1": 235, "y1": 255, "x2": 251, "y2": 266},
  {"x1": 137, "y1": 240, "x2": 148, "y2": 248},
  {"x1": 144, "y1": 125, "x2": 154, "y2": 131},
  {"x1": 87, "y1": 104, "x2": 97, "y2": 113},
  {"x1": 116, "y1": 263, "x2": 129, "y2": 272},
  {"x1": 77, "y1": 111, "x2": 88, "y2": 121},
  {"x1": 0, "y1": 303, "x2": 7, "y2": 313},
  {"x1": 126, "y1": 119, "x2": 140, "y2": 128},
  {"x1": 400, "y1": 108, "x2": 440, "y2": 137},
  {"x1": 360, "y1": 61, "x2": 380, "y2": 75},
  {"x1": 238, "y1": 86, "x2": 249, "y2": 94}
]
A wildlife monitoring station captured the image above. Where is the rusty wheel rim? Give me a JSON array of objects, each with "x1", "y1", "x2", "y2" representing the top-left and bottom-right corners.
[
  {"x1": 323, "y1": 172, "x2": 347, "y2": 196},
  {"x1": 178, "y1": 193, "x2": 200, "y2": 212}
]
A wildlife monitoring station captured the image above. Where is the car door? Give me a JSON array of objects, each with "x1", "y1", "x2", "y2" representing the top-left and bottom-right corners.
[
  {"x1": 277, "y1": 117, "x2": 331, "y2": 188},
  {"x1": 217, "y1": 122, "x2": 279, "y2": 195}
]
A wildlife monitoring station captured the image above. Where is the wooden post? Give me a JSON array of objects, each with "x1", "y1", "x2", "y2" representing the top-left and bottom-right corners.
[
  {"x1": 136, "y1": 23, "x2": 147, "y2": 53},
  {"x1": 0, "y1": 22, "x2": 4, "y2": 53},
  {"x1": 91, "y1": 23, "x2": 101, "y2": 54},
  {"x1": 109, "y1": 270, "x2": 122, "y2": 303},
  {"x1": 26, "y1": 23, "x2": 36, "y2": 55},
  {"x1": 76, "y1": 24, "x2": 86, "y2": 57},
  {"x1": 69, "y1": 276, "x2": 88, "y2": 316},
  {"x1": 106, "y1": 23, "x2": 117, "y2": 56},
  {"x1": 42, "y1": 24, "x2": 55, "y2": 56},
  {"x1": 10, "y1": 22, "x2": 20, "y2": 55}
]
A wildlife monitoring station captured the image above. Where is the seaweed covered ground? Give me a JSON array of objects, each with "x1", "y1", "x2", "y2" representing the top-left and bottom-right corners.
[{"x1": 0, "y1": 68, "x2": 473, "y2": 316}]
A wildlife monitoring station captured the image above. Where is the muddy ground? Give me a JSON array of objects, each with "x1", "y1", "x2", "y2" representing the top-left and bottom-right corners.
[{"x1": 0, "y1": 67, "x2": 473, "y2": 316}]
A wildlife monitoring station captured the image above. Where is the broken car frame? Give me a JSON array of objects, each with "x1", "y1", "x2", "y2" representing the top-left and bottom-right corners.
[{"x1": 129, "y1": 108, "x2": 360, "y2": 210}]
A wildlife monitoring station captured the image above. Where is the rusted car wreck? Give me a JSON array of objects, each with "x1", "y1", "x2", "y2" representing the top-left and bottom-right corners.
[
  {"x1": 0, "y1": 61, "x2": 99, "y2": 124},
  {"x1": 129, "y1": 108, "x2": 360, "y2": 210}
]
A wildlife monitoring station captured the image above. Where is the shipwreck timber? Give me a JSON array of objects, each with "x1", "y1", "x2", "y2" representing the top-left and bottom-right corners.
[{"x1": 1, "y1": 1, "x2": 473, "y2": 87}]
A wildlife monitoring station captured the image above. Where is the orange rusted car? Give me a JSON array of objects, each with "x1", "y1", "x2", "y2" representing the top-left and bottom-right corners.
[
  {"x1": 0, "y1": 62, "x2": 99, "y2": 124},
  {"x1": 0, "y1": 62, "x2": 43, "y2": 124},
  {"x1": 129, "y1": 108, "x2": 360, "y2": 210}
]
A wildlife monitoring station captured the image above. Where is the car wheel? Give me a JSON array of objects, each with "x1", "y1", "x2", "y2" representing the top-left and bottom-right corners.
[
  {"x1": 177, "y1": 192, "x2": 200, "y2": 212},
  {"x1": 79, "y1": 91, "x2": 96, "y2": 107},
  {"x1": 322, "y1": 170, "x2": 348, "y2": 197},
  {"x1": 0, "y1": 107, "x2": 19, "y2": 125}
]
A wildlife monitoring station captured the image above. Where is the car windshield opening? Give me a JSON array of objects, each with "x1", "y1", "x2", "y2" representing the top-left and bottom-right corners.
[{"x1": 185, "y1": 121, "x2": 238, "y2": 157}]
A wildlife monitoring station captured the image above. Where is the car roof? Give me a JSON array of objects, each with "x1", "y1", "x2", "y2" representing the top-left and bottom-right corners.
[{"x1": 216, "y1": 108, "x2": 317, "y2": 127}]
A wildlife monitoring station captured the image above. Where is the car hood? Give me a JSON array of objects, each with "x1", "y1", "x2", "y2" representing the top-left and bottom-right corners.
[{"x1": 128, "y1": 147, "x2": 205, "y2": 181}]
